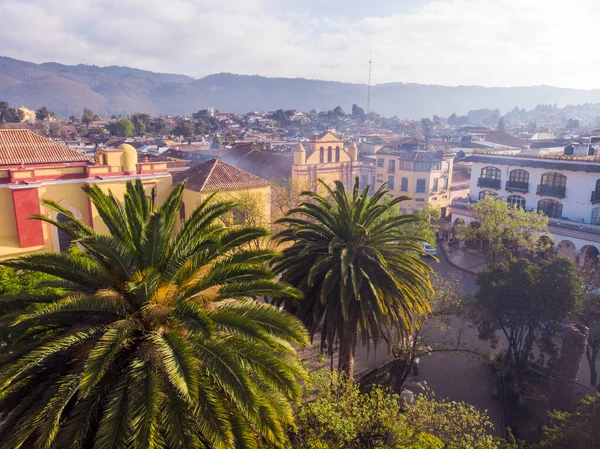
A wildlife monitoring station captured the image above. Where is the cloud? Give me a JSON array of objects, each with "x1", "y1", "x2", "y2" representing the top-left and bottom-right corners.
[{"x1": 0, "y1": 0, "x2": 598, "y2": 89}]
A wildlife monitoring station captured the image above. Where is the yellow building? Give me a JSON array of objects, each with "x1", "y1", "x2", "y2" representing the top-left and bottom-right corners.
[
  {"x1": 172, "y1": 158, "x2": 271, "y2": 227},
  {"x1": 375, "y1": 147, "x2": 454, "y2": 214},
  {"x1": 292, "y1": 131, "x2": 359, "y2": 189},
  {"x1": 0, "y1": 129, "x2": 171, "y2": 260}
]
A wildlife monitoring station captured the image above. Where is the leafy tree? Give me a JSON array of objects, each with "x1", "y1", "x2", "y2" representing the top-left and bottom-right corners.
[
  {"x1": 447, "y1": 113, "x2": 458, "y2": 126},
  {"x1": 351, "y1": 104, "x2": 365, "y2": 117},
  {"x1": 457, "y1": 195, "x2": 550, "y2": 265},
  {"x1": 332, "y1": 106, "x2": 345, "y2": 117},
  {"x1": 173, "y1": 121, "x2": 194, "y2": 139},
  {"x1": 68, "y1": 115, "x2": 78, "y2": 123},
  {"x1": 420, "y1": 118, "x2": 433, "y2": 149},
  {"x1": 108, "y1": 118, "x2": 135, "y2": 137},
  {"x1": 272, "y1": 178, "x2": 433, "y2": 376},
  {"x1": 293, "y1": 369, "x2": 506, "y2": 449},
  {"x1": 130, "y1": 113, "x2": 151, "y2": 136},
  {"x1": 81, "y1": 107, "x2": 99, "y2": 130},
  {"x1": 0, "y1": 180, "x2": 308, "y2": 448},
  {"x1": 497, "y1": 117, "x2": 506, "y2": 132},
  {"x1": 566, "y1": 118, "x2": 580, "y2": 129},
  {"x1": 578, "y1": 264, "x2": 600, "y2": 388},
  {"x1": 432, "y1": 115, "x2": 441, "y2": 127},
  {"x1": 0, "y1": 101, "x2": 24, "y2": 123},
  {"x1": 211, "y1": 134, "x2": 221, "y2": 149},
  {"x1": 473, "y1": 258, "x2": 582, "y2": 381},
  {"x1": 35, "y1": 106, "x2": 54, "y2": 121},
  {"x1": 540, "y1": 393, "x2": 600, "y2": 449}
]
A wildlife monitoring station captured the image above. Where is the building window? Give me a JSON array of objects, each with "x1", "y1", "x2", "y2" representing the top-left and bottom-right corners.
[
  {"x1": 431, "y1": 197, "x2": 437, "y2": 201},
  {"x1": 415, "y1": 198, "x2": 425, "y2": 202},
  {"x1": 443, "y1": 177, "x2": 449, "y2": 190},
  {"x1": 335, "y1": 146, "x2": 340, "y2": 162},
  {"x1": 443, "y1": 161, "x2": 450, "y2": 173},
  {"x1": 388, "y1": 175, "x2": 395, "y2": 190},
  {"x1": 481, "y1": 166, "x2": 501, "y2": 180},
  {"x1": 327, "y1": 147, "x2": 332, "y2": 163},
  {"x1": 416, "y1": 178, "x2": 426, "y2": 193},
  {"x1": 179, "y1": 202, "x2": 186, "y2": 220},
  {"x1": 509, "y1": 169, "x2": 529, "y2": 184},
  {"x1": 319, "y1": 147, "x2": 324, "y2": 163},
  {"x1": 507, "y1": 194, "x2": 526, "y2": 209},
  {"x1": 479, "y1": 190, "x2": 497, "y2": 200},
  {"x1": 432, "y1": 178, "x2": 439, "y2": 192},
  {"x1": 388, "y1": 159, "x2": 396, "y2": 173},
  {"x1": 401, "y1": 177, "x2": 408, "y2": 192},
  {"x1": 537, "y1": 199, "x2": 563, "y2": 218},
  {"x1": 400, "y1": 207, "x2": 407, "y2": 214},
  {"x1": 538, "y1": 172, "x2": 567, "y2": 197},
  {"x1": 377, "y1": 158, "x2": 384, "y2": 167},
  {"x1": 592, "y1": 207, "x2": 600, "y2": 225}
]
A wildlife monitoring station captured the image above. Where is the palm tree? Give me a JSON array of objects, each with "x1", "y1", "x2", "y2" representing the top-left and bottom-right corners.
[
  {"x1": 0, "y1": 180, "x2": 308, "y2": 449},
  {"x1": 272, "y1": 178, "x2": 433, "y2": 376}
]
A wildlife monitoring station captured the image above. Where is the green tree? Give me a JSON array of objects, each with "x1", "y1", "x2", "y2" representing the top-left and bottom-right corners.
[
  {"x1": 272, "y1": 178, "x2": 432, "y2": 376},
  {"x1": 447, "y1": 113, "x2": 458, "y2": 126},
  {"x1": 108, "y1": 118, "x2": 135, "y2": 137},
  {"x1": 351, "y1": 104, "x2": 365, "y2": 117},
  {"x1": 497, "y1": 117, "x2": 506, "y2": 132},
  {"x1": 457, "y1": 195, "x2": 550, "y2": 265},
  {"x1": 420, "y1": 118, "x2": 433, "y2": 149},
  {"x1": 81, "y1": 107, "x2": 99, "y2": 130},
  {"x1": 35, "y1": 106, "x2": 55, "y2": 121},
  {"x1": 293, "y1": 369, "x2": 505, "y2": 449},
  {"x1": 473, "y1": 258, "x2": 582, "y2": 381},
  {"x1": 173, "y1": 121, "x2": 194, "y2": 139},
  {"x1": 540, "y1": 393, "x2": 600, "y2": 449},
  {"x1": 332, "y1": 106, "x2": 345, "y2": 117},
  {"x1": 578, "y1": 264, "x2": 600, "y2": 388},
  {"x1": 0, "y1": 180, "x2": 308, "y2": 449},
  {"x1": 0, "y1": 101, "x2": 24, "y2": 123},
  {"x1": 211, "y1": 134, "x2": 221, "y2": 149},
  {"x1": 130, "y1": 113, "x2": 151, "y2": 136}
]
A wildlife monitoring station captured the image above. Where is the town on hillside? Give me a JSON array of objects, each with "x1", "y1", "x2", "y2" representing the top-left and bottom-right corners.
[{"x1": 1, "y1": 98, "x2": 600, "y2": 448}]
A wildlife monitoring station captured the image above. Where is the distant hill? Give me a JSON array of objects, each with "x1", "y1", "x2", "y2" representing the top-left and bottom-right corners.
[{"x1": 3, "y1": 56, "x2": 600, "y2": 119}]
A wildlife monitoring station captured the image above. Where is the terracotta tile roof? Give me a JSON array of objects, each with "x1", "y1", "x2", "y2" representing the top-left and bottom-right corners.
[
  {"x1": 0, "y1": 129, "x2": 91, "y2": 166},
  {"x1": 172, "y1": 158, "x2": 270, "y2": 192}
]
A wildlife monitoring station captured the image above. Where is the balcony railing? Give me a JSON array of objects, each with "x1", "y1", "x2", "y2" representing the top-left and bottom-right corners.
[
  {"x1": 537, "y1": 184, "x2": 566, "y2": 198},
  {"x1": 591, "y1": 190, "x2": 600, "y2": 204},
  {"x1": 506, "y1": 181, "x2": 529, "y2": 193},
  {"x1": 477, "y1": 177, "x2": 501, "y2": 189}
]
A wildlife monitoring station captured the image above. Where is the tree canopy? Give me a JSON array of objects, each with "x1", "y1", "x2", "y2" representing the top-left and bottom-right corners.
[{"x1": 0, "y1": 180, "x2": 308, "y2": 449}]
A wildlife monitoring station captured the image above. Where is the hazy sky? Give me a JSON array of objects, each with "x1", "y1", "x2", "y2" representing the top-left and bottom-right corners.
[{"x1": 1, "y1": 0, "x2": 598, "y2": 89}]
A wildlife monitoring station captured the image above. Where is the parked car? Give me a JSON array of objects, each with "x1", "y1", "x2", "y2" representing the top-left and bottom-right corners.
[{"x1": 422, "y1": 242, "x2": 438, "y2": 257}]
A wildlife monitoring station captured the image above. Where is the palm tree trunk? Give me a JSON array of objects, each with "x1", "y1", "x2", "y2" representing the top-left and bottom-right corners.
[{"x1": 337, "y1": 325, "x2": 355, "y2": 377}]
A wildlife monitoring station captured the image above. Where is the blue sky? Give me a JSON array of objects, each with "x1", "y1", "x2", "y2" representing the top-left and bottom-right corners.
[{"x1": 0, "y1": 0, "x2": 599, "y2": 89}]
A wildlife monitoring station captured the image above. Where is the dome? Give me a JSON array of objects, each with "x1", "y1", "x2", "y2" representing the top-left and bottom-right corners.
[{"x1": 118, "y1": 143, "x2": 138, "y2": 173}]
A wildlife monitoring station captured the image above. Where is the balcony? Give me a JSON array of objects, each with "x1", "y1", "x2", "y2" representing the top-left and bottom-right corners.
[
  {"x1": 505, "y1": 181, "x2": 529, "y2": 193},
  {"x1": 537, "y1": 184, "x2": 566, "y2": 198},
  {"x1": 592, "y1": 190, "x2": 600, "y2": 204},
  {"x1": 477, "y1": 177, "x2": 501, "y2": 189}
]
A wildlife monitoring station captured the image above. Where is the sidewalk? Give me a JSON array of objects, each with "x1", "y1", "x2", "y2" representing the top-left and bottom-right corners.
[{"x1": 439, "y1": 241, "x2": 487, "y2": 274}]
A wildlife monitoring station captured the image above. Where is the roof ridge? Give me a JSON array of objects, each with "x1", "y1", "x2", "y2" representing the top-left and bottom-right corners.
[{"x1": 199, "y1": 158, "x2": 219, "y2": 191}]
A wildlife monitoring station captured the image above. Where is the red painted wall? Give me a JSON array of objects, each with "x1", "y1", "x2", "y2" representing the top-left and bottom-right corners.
[{"x1": 12, "y1": 188, "x2": 45, "y2": 248}]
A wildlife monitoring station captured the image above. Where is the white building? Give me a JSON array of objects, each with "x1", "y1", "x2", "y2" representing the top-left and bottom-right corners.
[{"x1": 451, "y1": 152, "x2": 600, "y2": 265}]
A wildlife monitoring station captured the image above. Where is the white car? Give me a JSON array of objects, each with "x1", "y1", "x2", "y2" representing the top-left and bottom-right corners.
[{"x1": 422, "y1": 242, "x2": 438, "y2": 257}]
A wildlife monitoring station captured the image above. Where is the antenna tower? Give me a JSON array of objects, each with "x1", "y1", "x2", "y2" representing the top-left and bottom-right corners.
[{"x1": 366, "y1": 54, "x2": 372, "y2": 114}]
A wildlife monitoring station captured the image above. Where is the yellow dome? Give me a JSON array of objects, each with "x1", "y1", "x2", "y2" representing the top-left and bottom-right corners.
[{"x1": 118, "y1": 144, "x2": 138, "y2": 173}]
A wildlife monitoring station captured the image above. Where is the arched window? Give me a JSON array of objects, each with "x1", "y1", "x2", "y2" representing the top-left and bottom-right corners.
[
  {"x1": 327, "y1": 146, "x2": 332, "y2": 163},
  {"x1": 319, "y1": 147, "x2": 324, "y2": 163},
  {"x1": 479, "y1": 190, "x2": 497, "y2": 200},
  {"x1": 539, "y1": 172, "x2": 567, "y2": 197},
  {"x1": 335, "y1": 146, "x2": 340, "y2": 162},
  {"x1": 478, "y1": 166, "x2": 501, "y2": 189},
  {"x1": 507, "y1": 194, "x2": 526, "y2": 209},
  {"x1": 592, "y1": 207, "x2": 600, "y2": 225},
  {"x1": 481, "y1": 166, "x2": 501, "y2": 180},
  {"x1": 507, "y1": 169, "x2": 529, "y2": 192},
  {"x1": 56, "y1": 213, "x2": 74, "y2": 253},
  {"x1": 537, "y1": 199, "x2": 563, "y2": 218}
]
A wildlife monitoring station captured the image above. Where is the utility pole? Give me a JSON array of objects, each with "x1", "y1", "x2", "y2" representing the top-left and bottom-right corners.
[{"x1": 366, "y1": 53, "x2": 372, "y2": 115}]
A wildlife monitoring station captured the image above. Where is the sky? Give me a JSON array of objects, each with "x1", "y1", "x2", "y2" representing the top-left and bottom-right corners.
[{"x1": 1, "y1": 0, "x2": 599, "y2": 89}]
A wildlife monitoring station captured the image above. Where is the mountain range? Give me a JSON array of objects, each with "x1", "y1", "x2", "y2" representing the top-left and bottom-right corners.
[{"x1": 3, "y1": 56, "x2": 600, "y2": 119}]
